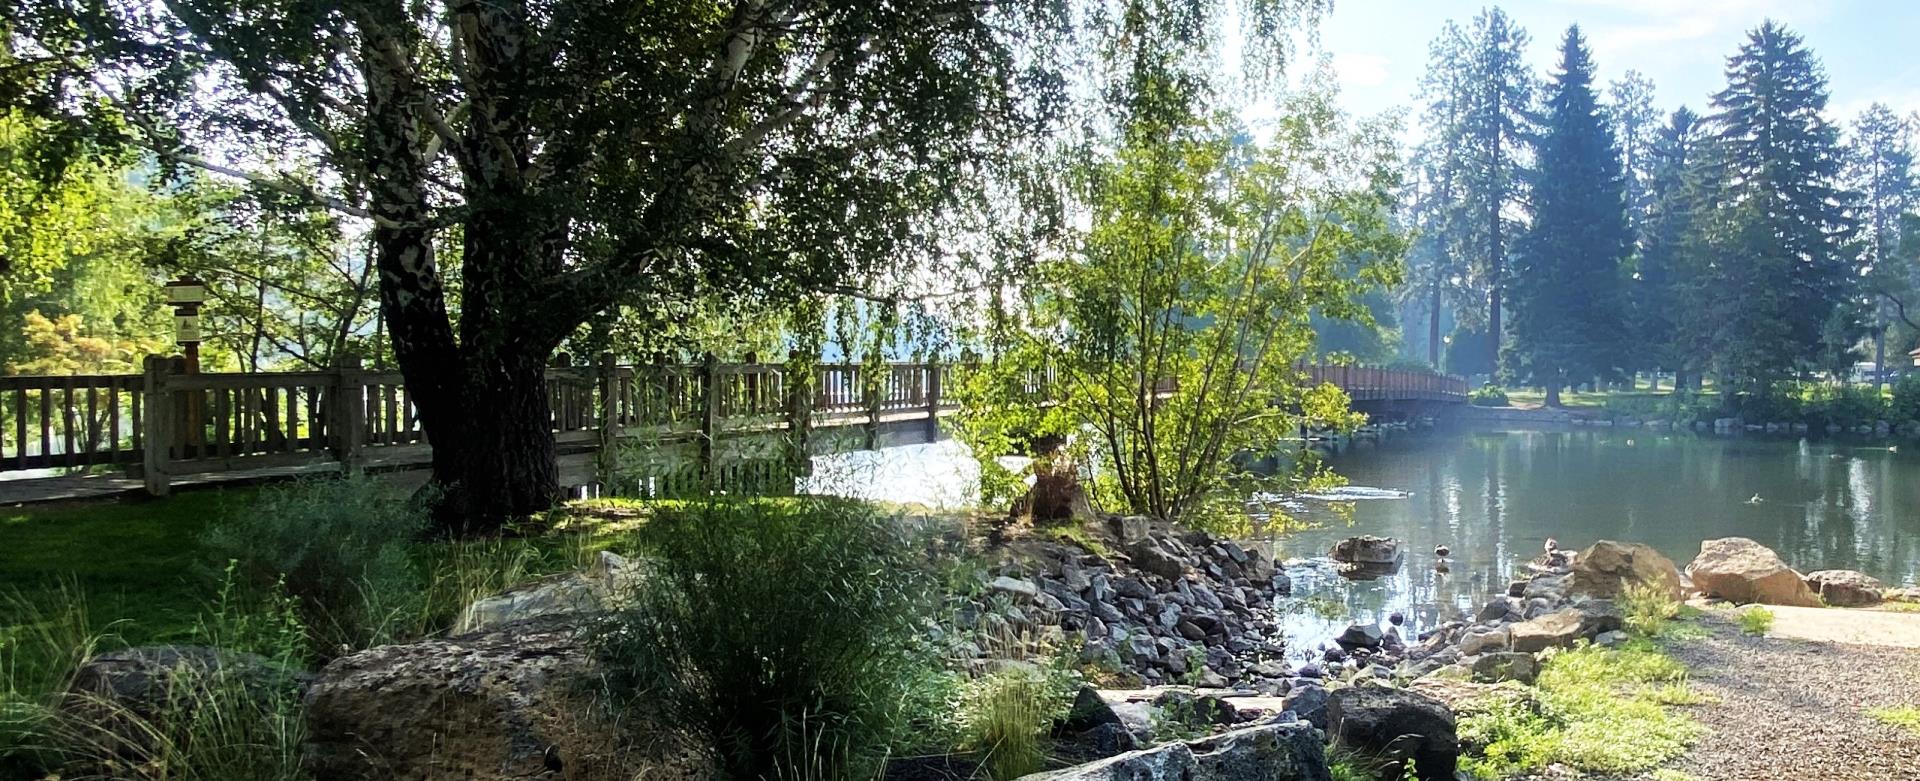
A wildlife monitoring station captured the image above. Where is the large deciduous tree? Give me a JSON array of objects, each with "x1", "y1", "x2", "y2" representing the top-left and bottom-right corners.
[
  {"x1": 1507, "y1": 26, "x2": 1628, "y2": 406},
  {"x1": 5, "y1": 0, "x2": 1076, "y2": 533}
]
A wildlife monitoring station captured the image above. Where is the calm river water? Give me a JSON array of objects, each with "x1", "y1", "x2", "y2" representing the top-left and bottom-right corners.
[{"x1": 810, "y1": 425, "x2": 1920, "y2": 656}]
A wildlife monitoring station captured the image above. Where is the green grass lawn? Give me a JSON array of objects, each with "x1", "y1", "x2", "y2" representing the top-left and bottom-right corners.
[{"x1": 0, "y1": 489, "x2": 260, "y2": 644}]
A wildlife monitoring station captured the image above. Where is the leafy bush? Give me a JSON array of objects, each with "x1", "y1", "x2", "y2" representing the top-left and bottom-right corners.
[
  {"x1": 594, "y1": 498, "x2": 952, "y2": 781},
  {"x1": 1889, "y1": 375, "x2": 1920, "y2": 424},
  {"x1": 201, "y1": 476, "x2": 427, "y2": 656},
  {"x1": 1459, "y1": 640, "x2": 1703, "y2": 777},
  {"x1": 1621, "y1": 581, "x2": 1681, "y2": 637},
  {"x1": 1736, "y1": 605, "x2": 1773, "y2": 635},
  {"x1": 1469, "y1": 384, "x2": 1510, "y2": 407}
]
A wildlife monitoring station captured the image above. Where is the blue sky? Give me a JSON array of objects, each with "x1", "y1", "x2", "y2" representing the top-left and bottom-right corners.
[{"x1": 1309, "y1": 0, "x2": 1920, "y2": 128}]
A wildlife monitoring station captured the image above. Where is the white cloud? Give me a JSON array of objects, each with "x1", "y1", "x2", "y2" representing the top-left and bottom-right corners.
[{"x1": 1331, "y1": 51, "x2": 1392, "y2": 88}]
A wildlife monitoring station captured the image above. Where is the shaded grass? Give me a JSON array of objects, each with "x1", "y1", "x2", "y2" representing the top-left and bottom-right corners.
[
  {"x1": 1458, "y1": 639, "x2": 1706, "y2": 779},
  {"x1": 0, "y1": 490, "x2": 257, "y2": 646}
]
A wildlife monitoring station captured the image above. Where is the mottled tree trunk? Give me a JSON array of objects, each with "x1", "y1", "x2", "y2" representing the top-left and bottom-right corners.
[{"x1": 1428, "y1": 277, "x2": 1442, "y2": 367}]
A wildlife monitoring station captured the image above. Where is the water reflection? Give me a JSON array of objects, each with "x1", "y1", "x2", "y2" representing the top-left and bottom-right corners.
[
  {"x1": 1273, "y1": 425, "x2": 1920, "y2": 654},
  {"x1": 808, "y1": 427, "x2": 1920, "y2": 657}
]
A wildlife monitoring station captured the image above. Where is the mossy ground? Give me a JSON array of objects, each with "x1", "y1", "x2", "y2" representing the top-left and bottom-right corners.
[{"x1": 1458, "y1": 636, "x2": 1707, "y2": 779}]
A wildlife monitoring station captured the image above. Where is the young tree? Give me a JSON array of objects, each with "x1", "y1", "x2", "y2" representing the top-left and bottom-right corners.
[
  {"x1": 5, "y1": 0, "x2": 1087, "y2": 532},
  {"x1": 1698, "y1": 22, "x2": 1858, "y2": 390},
  {"x1": 954, "y1": 88, "x2": 1404, "y2": 529},
  {"x1": 1847, "y1": 104, "x2": 1917, "y2": 386},
  {"x1": 1506, "y1": 26, "x2": 1629, "y2": 406}
]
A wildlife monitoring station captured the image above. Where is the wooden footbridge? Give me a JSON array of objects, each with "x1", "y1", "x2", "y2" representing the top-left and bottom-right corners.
[{"x1": 0, "y1": 357, "x2": 1465, "y2": 504}]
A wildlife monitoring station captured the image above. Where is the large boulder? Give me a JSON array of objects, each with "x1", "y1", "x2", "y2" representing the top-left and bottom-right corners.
[
  {"x1": 303, "y1": 617, "x2": 689, "y2": 781},
  {"x1": 1326, "y1": 686, "x2": 1456, "y2": 781},
  {"x1": 1015, "y1": 721, "x2": 1330, "y2": 781},
  {"x1": 59, "y1": 646, "x2": 303, "y2": 768},
  {"x1": 1507, "y1": 605, "x2": 1622, "y2": 653},
  {"x1": 1570, "y1": 541, "x2": 1683, "y2": 602},
  {"x1": 1328, "y1": 536, "x2": 1404, "y2": 567},
  {"x1": 1685, "y1": 538, "x2": 1822, "y2": 607},
  {"x1": 1803, "y1": 570, "x2": 1885, "y2": 607}
]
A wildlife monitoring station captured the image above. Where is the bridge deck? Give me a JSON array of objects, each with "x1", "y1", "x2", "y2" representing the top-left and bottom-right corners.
[{"x1": 0, "y1": 361, "x2": 1463, "y2": 506}]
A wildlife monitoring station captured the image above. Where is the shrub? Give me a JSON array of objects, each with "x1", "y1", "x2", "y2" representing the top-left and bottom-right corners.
[
  {"x1": 1890, "y1": 375, "x2": 1920, "y2": 424},
  {"x1": 1469, "y1": 384, "x2": 1509, "y2": 407},
  {"x1": 594, "y1": 498, "x2": 950, "y2": 781},
  {"x1": 1621, "y1": 581, "x2": 1681, "y2": 637},
  {"x1": 201, "y1": 476, "x2": 427, "y2": 656},
  {"x1": 1736, "y1": 605, "x2": 1773, "y2": 635},
  {"x1": 960, "y1": 663, "x2": 1077, "y2": 781}
]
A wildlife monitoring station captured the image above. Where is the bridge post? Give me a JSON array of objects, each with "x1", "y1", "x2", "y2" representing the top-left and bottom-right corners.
[
  {"x1": 333, "y1": 354, "x2": 366, "y2": 476},
  {"x1": 596, "y1": 352, "x2": 619, "y2": 490},
  {"x1": 699, "y1": 352, "x2": 719, "y2": 482},
  {"x1": 924, "y1": 358, "x2": 942, "y2": 442},
  {"x1": 140, "y1": 355, "x2": 172, "y2": 496},
  {"x1": 864, "y1": 352, "x2": 883, "y2": 451},
  {"x1": 783, "y1": 350, "x2": 814, "y2": 477}
]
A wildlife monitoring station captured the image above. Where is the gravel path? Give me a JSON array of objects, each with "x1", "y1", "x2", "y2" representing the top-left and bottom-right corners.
[{"x1": 1656, "y1": 611, "x2": 1920, "y2": 781}]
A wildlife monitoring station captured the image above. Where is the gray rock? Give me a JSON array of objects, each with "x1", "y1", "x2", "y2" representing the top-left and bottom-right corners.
[
  {"x1": 1326, "y1": 685, "x2": 1457, "y2": 781},
  {"x1": 1014, "y1": 721, "x2": 1330, "y2": 781},
  {"x1": 1328, "y1": 535, "x2": 1404, "y2": 566},
  {"x1": 1110, "y1": 515, "x2": 1153, "y2": 545},
  {"x1": 991, "y1": 575, "x2": 1043, "y2": 600},
  {"x1": 1130, "y1": 536, "x2": 1191, "y2": 580},
  {"x1": 1334, "y1": 623, "x2": 1384, "y2": 651},
  {"x1": 1458, "y1": 626, "x2": 1510, "y2": 656},
  {"x1": 305, "y1": 617, "x2": 654, "y2": 780},
  {"x1": 1280, "y1": 682, "x2": 1330, "y2": 730},
  {"x1": 61, "y1": 645, "x2": 303, "y2": 768}
]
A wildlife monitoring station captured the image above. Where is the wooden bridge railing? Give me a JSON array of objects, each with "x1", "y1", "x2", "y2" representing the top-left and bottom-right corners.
[{"x1": 0, "y1": 356, "x2": 1463, "y2": 494}]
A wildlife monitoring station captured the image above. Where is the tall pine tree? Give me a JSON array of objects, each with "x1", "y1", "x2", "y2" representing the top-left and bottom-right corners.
[
  {"x1": 1463, "y1": 8, "x2": 1533, "y2": 370},
  {"x1": 1507, "y1": 26, "x2": 1629, "y2": 406},
  {"x1": 1631, "y1": 107, "x2": 1711, "y2": 390},
  {"x1": 1411, "y1": 8, "x2": 1531, "y2": 375},
  {"x1": 1700, "y1": 22, "x2": 1857, "y2": 390},
  {"x1": 1847, "y1": 104, "x2": 1916, "y2": 385}
]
